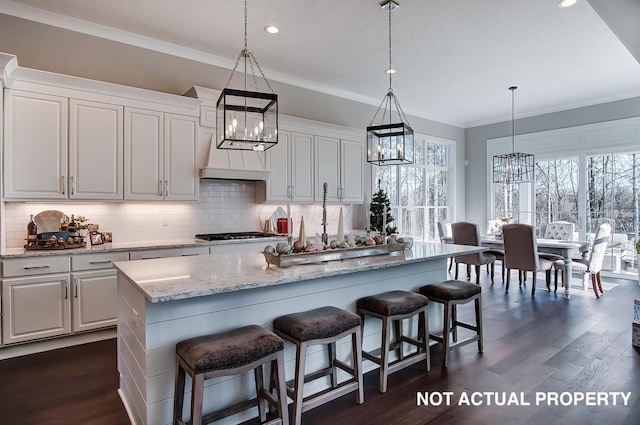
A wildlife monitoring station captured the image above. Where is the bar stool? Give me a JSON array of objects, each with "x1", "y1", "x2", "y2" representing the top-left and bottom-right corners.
[
  {"x1": 357, "y1": 290, "x2": 430, "y2": 393},
  {"x1": 173, "y1": 325, "x2": 289, "y2": 425},
  {"x1": 419, "y1": 280, "x2": 483, "y2": 368},
  {"x1": 273, "y1": 306, "x2": 364, "y2": 425}
]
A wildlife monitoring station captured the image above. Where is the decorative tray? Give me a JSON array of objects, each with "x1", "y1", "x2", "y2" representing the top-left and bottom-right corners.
[{"x1": 262, "y1": 242, "x2": 407, "y2": 268}]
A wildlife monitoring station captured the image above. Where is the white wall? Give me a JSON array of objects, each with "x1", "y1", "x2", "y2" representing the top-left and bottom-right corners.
[{"x1": 3, "y1": 179, "x2": 353, "y2": 249}]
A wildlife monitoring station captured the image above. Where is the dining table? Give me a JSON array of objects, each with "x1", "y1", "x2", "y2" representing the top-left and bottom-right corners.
[{"x1": 444, "y1": 236, "x2": 590, "y2": 299}]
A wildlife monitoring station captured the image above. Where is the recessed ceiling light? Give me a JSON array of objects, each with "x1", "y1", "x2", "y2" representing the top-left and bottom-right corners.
[
  {"x1": 264, "y1": 25, "x2": 279, "y2": 34},
  {"x1": 557, "y1": 0, "x2": 578, "y2": 8},
  {"x1": 386, "y1": 68, "x2": 396, "y2": 74}
]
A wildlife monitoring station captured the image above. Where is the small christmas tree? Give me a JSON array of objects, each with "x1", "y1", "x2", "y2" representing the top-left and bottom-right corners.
[{"x1": 370, "y1": 180, "x2": 396, "y2": 234}]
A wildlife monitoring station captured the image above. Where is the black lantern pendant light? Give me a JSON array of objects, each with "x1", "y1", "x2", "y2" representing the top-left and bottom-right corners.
[
  {"x1": 492, "y1": 86, "x2": 535, "y2": 183},
  {"x1": 216, "y1": 0, "x2": 278, "y2": 151},
  {"x1": 366, "y1": 0, "x2": 414, "y2": 166}
]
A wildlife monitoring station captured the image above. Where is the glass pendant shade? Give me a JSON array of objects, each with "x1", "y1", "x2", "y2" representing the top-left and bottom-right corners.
[
  {"x1": 367, "y1": 121, "x2": 414, "y2": 165},
  {"x1": 492, "y1": 86, "x2": 534, "y2": 183},
  {"x1": 216, "y1": 88, "x2": 278, "y2": 151}
]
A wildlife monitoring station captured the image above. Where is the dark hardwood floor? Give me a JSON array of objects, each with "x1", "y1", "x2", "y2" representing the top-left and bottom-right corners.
[{"x1": 1, "y1": 270, "x2": 639, "y2": 425}]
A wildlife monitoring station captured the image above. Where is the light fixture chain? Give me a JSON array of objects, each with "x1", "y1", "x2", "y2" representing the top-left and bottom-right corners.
[
  {"x1": 391, "y1": 92, "x2": 411, "y2": 127},
  {"x1": 249, "y1": 51, "x2": 275, "y2": 93},
  {"x1": 223, "y1": 50, "x2": 245, "y2": 90},
  {"x1": 388, "y1": 2, "x2": 393, "y2": 91},
  {"x1": 244, "y1": 0, "x2": 248, "y2": 50},
  {"x1": 369, "y1": 92, "x2": 390, "y2": 126}
]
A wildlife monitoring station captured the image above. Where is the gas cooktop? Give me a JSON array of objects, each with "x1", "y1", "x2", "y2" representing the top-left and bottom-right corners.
[{"x1": 195, "y1": 232, "x2": 277, "y2": 241}]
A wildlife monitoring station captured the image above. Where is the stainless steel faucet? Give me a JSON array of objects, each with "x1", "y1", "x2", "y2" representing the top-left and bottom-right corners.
[{"x1": 321, "y1": 182, "x2": 328, "y2": 244}]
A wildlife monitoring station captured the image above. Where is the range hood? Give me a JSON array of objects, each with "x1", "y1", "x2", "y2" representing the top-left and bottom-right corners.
[{"x1": 200, "y1": 132, "x2": 270, "y2": 181}]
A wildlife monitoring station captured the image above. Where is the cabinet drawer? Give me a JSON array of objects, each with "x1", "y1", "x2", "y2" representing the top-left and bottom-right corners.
[
  {"x1": 129, "y1": 246, "x2": 209, "y2": 260},
  {"x1": 72, "y1": 252, "x2": 130, "y2": 271},
  {"x1": 2, "y1": 256, "x2": 70, "y2": 278}
]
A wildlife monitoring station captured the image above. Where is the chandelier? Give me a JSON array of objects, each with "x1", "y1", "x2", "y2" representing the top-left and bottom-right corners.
[
  {"x1": 492, "y1": 86, "x2": 534, "y2": 183},
  {"x1": 366, "y1": 0, "x2": 414, "y2": 166},
  {"x1": 216, "y1": 0, "x2": 278, "y2": 151}
]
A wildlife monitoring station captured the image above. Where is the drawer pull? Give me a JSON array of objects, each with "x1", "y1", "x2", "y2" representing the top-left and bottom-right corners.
[
  {"x1": 141, "y1": 257, "x2": 161, "y2": 260},
  {"x1": 89, "y1": 260, "x2": 113, "y2": 264},
  {"x1": 181, "y1": 253, "x2": 199, "y2": 257},
  {"x1": 23, "y1": 265, "x2": 51, "y2": 270}
]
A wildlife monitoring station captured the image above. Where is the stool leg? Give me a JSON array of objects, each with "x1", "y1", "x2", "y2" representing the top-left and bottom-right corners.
[
  {"x1": 380, "y1": 316, "x2": 391, "y2": 393},
  {"x1": 292, "y1": 341, "x2": 307, "y2": 425},
  {"x1": 475, "y1": 296, "x2": 484, "y2": 353},
  {"x1": 442, "y1": 301, "x2": 452, "y2": 368},
  {"x1": 475, "y1": 265, "x2": 480, "y2": 285},
  {"x1": 173, "y1": 358, "x2": 186, "y2": 425},
  {"x1": 253, "y1": 364, "x2": 266, "y2": 422},
  {"x1": 274, "y1": 352, "x2": 290, "y2": 425},
  {"x1": 451, "y1": 304, "x2": 458, "y2": 343},
  {"x1": 506, "y1": 268, "x2": 511, "y2": 291},
  {"x1": 394, "y1": 319, "x2": 403, "y2": 361},
  {"x1": 328, "y1": 341, "x2": 338, "y2": 388},
  {"x1": 190, "y1": 374, "x2": 205, "y2": 425},
  {"x1": 352, "y1": 327, "x2": 365, "y2": 404},
  {"x1": 420, "y1": 310, "x2": 431, "y2": 372},
  {"x1": 455, "y1": 262, "x2": 459, "y2": 280}
]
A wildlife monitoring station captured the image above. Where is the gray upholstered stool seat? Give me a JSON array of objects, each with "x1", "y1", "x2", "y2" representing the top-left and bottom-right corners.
[
  {"x1": 274, "y1": 306, "x2": 364, "y2": 425},
  {"x1": 357, "y1": 290, "x2": 430, "y2": 393},
  {"x1": 173, "y1": 325, "x2": 289, "y2": 425},
  {"x1": 419, "y1": 280, "x2": 483, "y2": 368}
]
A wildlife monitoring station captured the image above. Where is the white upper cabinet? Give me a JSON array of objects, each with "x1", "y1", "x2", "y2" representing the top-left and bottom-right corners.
[
  {"x1": 259, "y1": 131, "x2": 314, "y2": 202},
  {"x1": 314, "y1": 136, "x2": 363, "y2": 204},
  {"x1": 69, "y1": 99, "x2": 123, "y2": 199},
  {"x1": 124, "y1": 107, "x2": 198, "y2": 201},
  {"x1": 339, "y1": 139, "x2": 364, "y2": 203},
  {"x1": 4, "y1": 90, "x2": 125, "y2": 200},
  {"x1": 4, "y1": 90, "x2": 68, "y2": 199},
  {"x1": 164, "y1": 113, "x2": 198, "y2": 200}
]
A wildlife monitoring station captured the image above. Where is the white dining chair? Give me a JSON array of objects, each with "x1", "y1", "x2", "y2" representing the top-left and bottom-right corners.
[{"x1": 554, "y1": 222, "x2": 611, "y2": 298}]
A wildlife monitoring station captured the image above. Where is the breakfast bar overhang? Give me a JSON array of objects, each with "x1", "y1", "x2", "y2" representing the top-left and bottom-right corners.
[{"x1": 115, "y1": 242, "x2": 484, "y2": 425}]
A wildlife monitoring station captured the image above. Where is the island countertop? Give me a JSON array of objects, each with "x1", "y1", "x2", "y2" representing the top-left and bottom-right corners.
[{"x1": 114, "y1": 242, "x2": 485, "y2": 303}]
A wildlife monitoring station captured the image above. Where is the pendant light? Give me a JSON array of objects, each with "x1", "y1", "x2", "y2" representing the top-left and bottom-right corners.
[
  {"x1": 216, "y1": 0, "x2": 278, "y2": 151},
  {"x1": 366, "y1": 0, "x2": 414, "y2": 166},
  {"x1": 492, "y1": 86, "x2": 535, "y2": 183}
]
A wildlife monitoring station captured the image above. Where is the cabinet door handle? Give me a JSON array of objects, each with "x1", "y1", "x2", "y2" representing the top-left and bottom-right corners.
[
  {"x1": 64, "y1": 282, "x2": 68, "y2": 300},
  {"x1": 89, "y1": 260, "x2": 113, "y2": 264},
  {"x1": 61, "y1": 176, "x2": 66, "y2": 195},
  {"x1": 159, "y1": 180, "x2": 163, "y2": 196},
  {"x1": 164, "y1": 180, "x2": 169, "y2": 197},
  {"x1": 141, "y1": 256, "x2": 162, "y2": 260},
  {"x1": 74, "y1": 279, "x2": 79, "y2": 298},
  {"x1": 23, "y1": 265, "x2": 51, "y2": 270},
  {"x1": 71, "y1": 176, "x2": 75, "y2": 195}
]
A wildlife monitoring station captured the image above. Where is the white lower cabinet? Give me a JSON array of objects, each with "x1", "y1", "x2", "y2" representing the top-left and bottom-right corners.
[
  {"x1": 2, "y1": 274, "x2": 71, "y2": 345},
  {"x1": 71, "y1": 269, "x2": 118, "y2": 332}
]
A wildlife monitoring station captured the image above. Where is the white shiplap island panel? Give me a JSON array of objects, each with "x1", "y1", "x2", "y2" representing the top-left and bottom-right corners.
[{"x1": 115, "y1": 242, "x2": 484, "y2": 425}]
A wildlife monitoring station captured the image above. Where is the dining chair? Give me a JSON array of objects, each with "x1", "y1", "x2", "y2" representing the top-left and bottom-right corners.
[
  {"x1": 554, "y1": 222, "x2": 611, "y2": 298},
  {"x1": 437, "y1": 219, "x2": 454, "y2": 272},
  {"x1": 502, "y1": 223, "x2": 556, "y2": 296},
  {"x1": 451, "y1": 222, "x2": 495, "y2": 284},
  {"x1": 543, "y1": 221, "x2": 575, "y2": 241}
]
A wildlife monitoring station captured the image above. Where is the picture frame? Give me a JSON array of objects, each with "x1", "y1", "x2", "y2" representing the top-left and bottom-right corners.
[{"x1": 90, "y1": 232, "x2": 104, "y2": 246}]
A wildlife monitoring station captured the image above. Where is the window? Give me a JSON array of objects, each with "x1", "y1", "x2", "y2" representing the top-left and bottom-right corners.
[
  {"x1": 535, "y1": 157, "x2": 579, "y2": 236},
  {"x1": 374, "y1": 136, "x2": 453, "y2": 241}
]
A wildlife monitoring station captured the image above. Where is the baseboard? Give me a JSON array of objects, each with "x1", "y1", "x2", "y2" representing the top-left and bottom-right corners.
[{"x1": 0, "y1": 328, "x2": 117, "y2": 360}]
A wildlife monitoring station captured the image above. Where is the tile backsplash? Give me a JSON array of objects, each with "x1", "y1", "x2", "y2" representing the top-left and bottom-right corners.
[{"x1": 3, "y1": 179, "x2": 355, "y2": 249}]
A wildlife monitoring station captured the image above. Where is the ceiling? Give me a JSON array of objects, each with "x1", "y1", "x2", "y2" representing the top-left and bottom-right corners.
[{"x1": 1, "y1": 0, "x2": 639, "y2": 128}]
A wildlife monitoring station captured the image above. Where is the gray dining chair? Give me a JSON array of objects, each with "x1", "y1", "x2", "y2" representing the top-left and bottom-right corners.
[
  {"x1": 554, "y1": 222, "x2": 611, "y2": 298},
  {"x1": 451, "y1": 222, "x2": 495, "y2": 284},
  {"x1": 502, "y1": 223, "x2": 556, "y2": 296}
]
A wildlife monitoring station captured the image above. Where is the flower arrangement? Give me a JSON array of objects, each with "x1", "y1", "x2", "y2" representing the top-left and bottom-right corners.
[{"x1": 69, "y1": 214, "x2": 90, "y2": 231}]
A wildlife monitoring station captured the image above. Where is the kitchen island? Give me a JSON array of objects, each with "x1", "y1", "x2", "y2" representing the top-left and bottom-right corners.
[{"x1": 115, "y1": 242, "x2": 485, "y2": 425}]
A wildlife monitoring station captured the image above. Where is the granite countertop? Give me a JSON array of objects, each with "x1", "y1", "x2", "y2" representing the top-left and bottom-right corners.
[
  {"x1": 115, "y1": 242, "x2": 486, "y2": 303},
  {"x1": 1, "y1": 235, "x2": 287, "y2": 259}
]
